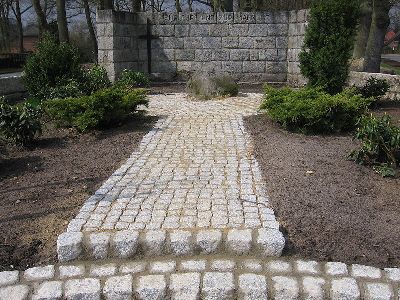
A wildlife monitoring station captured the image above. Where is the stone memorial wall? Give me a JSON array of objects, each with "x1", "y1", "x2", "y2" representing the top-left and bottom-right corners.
[{"x1": 97, "y1": 10, "x2": 309, "y2": 83}]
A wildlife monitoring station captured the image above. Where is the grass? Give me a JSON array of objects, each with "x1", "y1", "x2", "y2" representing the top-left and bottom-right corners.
[{"x1": 381, "y1": 62, "x2": 400, "y2": 75}]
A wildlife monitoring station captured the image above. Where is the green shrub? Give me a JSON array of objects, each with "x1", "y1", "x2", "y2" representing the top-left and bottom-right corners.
[
  {"x1": 23, "y1": 33, "x2": 82, "y2": 99},
  {"x1": 187, "y1": 74, "x2": 239, "y2": 100},
  {"x1": 48, "y1": 79, "x2": 84, "y2": 99},
  {"x1": 357, "y1": 77, "x2": 390, "y2": 102},
  {"x1": 46, "y1": 87, "x2": 148, "y2": 132},
  {"x1": 115, "y1": 70, "x2": 150, "y2": 88},
  {"x1": 299, "y1": 0, "x2": 360, "y2": 94},
  {"x1": 82, "y1": 65, "x2": 111, "y2": 95},
  {"x1": 261, "y1": 85, "x2": 370, "y2": 134},
  {"x1": 350, "y1": 114, "x2": 400, "y2": 177},
  {"x1": 0, "y1": 98, "x2": 42, "y2": 146}
]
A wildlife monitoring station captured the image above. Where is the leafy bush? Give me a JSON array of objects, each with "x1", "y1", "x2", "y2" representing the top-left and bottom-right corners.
[
  {"x1": 357, "y1": 77, "x2": 390, "y2": 102},
  {"x1": 115, "y1": 70, "x2": 150, "y2": 88},
  {"x1": 0, "y1": 98, "x2": 42, "y2": 146},
  {"x1": 82, "y1": 65, "x2": 111, "y2": 95},
  {"x1": 261, "y1": 85, "x2": 371, "y2": 134},
  {"x1": 350, "y1": 114, "x2": 400, "y2": 177},
  {"x1": 23, "y1": 33, "x2": 82, "y2": 99},
  {"x1": 48, "y1": 79, "x2": 84, "y2": 99},
  {"x1": 46, "y1": 87, "x2": 148, "y2": 132},
  {"x1": 299, "y1": 0, "x2": 360, "y2": 94},
  {"x1": 186, "y1": 74, "x2": 239, "y2": 100}
]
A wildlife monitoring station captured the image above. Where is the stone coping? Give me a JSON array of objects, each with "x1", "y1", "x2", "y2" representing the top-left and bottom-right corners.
[
  {"x1": 1, "y1": 255, "x2": 400, "y2": 299},
  {"x1": 57, "y1": 228, "x2": 285, "y2": 262}
]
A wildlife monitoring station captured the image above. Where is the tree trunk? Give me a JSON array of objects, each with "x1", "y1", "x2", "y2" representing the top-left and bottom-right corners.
[
  {"x1": 353, "y1": 0, "x2": 372, "y2": 59},
  {"x1": 31, "y1": 0, "x2": 48, "y2": 37},
  {"x1": 175, "y1": 0, "x2": 181, "y2": 12},
  {"x1": 14, "y1": 0, "x2": 24, "y2": 52},
  {"x1": 83, "y1": 0, "x2": 97, "y2": 61},
  {"x1": 132, "y1": 0, "x2": 141, "y2": 11},
  {"x1": 56, "y1": 0, "x2": 68, "y2": 42},
  {"x1": 188, "y1": 0, "x2": 192, "y2": 12},
  {"x1": 100, "y1": 0, "x2": 113, "y2": 10},
  {"x1": 363, "y1": 0, "x2": 391, "y2": 72}
]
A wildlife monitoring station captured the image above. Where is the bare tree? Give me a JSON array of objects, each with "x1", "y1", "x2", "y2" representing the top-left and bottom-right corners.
[
  {"x1": 31, "y1": 0, "x2": 49, "y2": 36},
  {"x1": 353, "y1": 0, "x2": 373, "y2": 60}
]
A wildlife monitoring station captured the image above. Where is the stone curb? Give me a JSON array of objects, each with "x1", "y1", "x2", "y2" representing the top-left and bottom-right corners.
[
  {"x1": 1, "y1": 256, "x2": 400, "y2": 299},
  {"x1": 57, "y1": 228, "x2": 285, "y2": 262}
]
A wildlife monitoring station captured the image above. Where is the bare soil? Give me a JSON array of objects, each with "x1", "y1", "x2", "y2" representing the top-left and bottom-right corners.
[
  {"x1": 0, "y1": 115, "x2": 156, "y2": 271},
  {"x1": 244, "y1": 103, "x2": 400, "y2": 268}
]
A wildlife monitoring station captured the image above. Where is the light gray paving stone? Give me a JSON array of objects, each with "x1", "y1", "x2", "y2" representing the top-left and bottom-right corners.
[
  {"x1": 330, "y1": 278, "x2": 360, "y2": 300},
  {"x1": 119, "y1": 262, "x2": 146, "y2": 274},
  {"x1": 103, "y1": 274, "x2": 133, "y2": 300},
  {"x1": 32, "y1": 281, "x2": 63, "y2": 300},
  {"x1": 65, "y1": 278, "x2": 101, "y2": 300},
  {"x1": 257, "y1": 228, "x2": 285, "y2": 257},
  {"x1": 87, "y1": 232, "x2": 111, "y2": 259},
  {"x1": 141, "y1": 230, "x2": 166, "y2": 256},
  {"x1": 179, "y1": 260, "x2": 207, "y2": 272},
  {"x1": 226, "y1": 229, "x2": 253, "y2": 255},
  {"x1": 169, "y1": 230, "x2": 193, "y2": 256},
  {"x1": 384, "y1": 268, "x2": 400, "y2": 281},
  {"x1": 196, "y1": 230, "x2": 223, "y2": 254},
  {"x1": 134, "y1": 274, "x2": 166, "y2": 300},
  {"x1": 210, "y1": 259, "x2": 236, "y2": 271},
  {"x1": 202, "y1": 272, "x2": 235, "y2": 300},
  {"x1": 241, "y1": 259, "x2": 263, "y2": 272},
  {"x1": 149, "y1": 261, "x2": 177, "y2": 273},
  {"x1": 295, "y1": 260, "x2": 320, "y2": 274},
  {"x1": 266, "y1": 260, "x2": 292, "y2": 273},
  {"x1": 57, "y1": 232, "x2": 83, "y2": 262},
  {"x1": 272, "y1": 276, "x2": 299, "y2": 300},
  {"x1": 169, "y1": 272, "x2": 201, "y2": 300},
  {"x1": 325, "y1": 262, "x2": 348, "y2": 276},
  {"x1": 302, "y1": 276, "x2": 326, "y2": 300},
  {"x1": 59, "y1": 265, "x2": 85, "y2": 279},
  {"x1": 89, "y1": 263, "x2": 117, "y2": 277},
  {"x1": 351, "y1": 264, "x2": 382, "y2": 279},
  {"x1": 24, "y1": 265, "x2": 55, "y2": 281},
  {"x1": 0, "y1": 284, "x2": 30, "y2": 300},
  {"x1": 364, "y1": 283, "x2": 393, "y2": 300},
  {"x1": 112, "y1": 230, "x2": 139, "y2": 258},
  {"x1": 0, "y1": 270, "x2": 18, "y2": 287},
  {"x1": 238, "y1": 273, "x2": 268, "y2": 300}
]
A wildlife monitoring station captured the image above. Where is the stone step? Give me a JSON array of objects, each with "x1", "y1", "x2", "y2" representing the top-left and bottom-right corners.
[
  {"x1": 1, "y1": 255, "x2": 399, "y2": 299},
  {"x1": 57, "y1": 227, "x2": 285, "y2": 262}
]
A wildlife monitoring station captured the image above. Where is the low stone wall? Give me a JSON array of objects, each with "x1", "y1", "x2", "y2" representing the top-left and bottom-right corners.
[
  {"x1": 348, "y1": 71, "x2": 400, "y2": 101},
  {"x1": 0, "y1": 74, "x2": 26, "y2": 102}
]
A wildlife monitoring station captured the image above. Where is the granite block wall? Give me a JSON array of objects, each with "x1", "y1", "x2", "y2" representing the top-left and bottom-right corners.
[{"x1": 97, "y1": 10, "x2": 309, "y2": 82}]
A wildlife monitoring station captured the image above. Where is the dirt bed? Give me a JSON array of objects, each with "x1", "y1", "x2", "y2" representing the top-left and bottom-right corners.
[
  {"x1": 244, "y1": 104, "x2": 400, "y2": 268},
  {"x1": 0, "y1": 115, "x2": 156, "y2": 271}
]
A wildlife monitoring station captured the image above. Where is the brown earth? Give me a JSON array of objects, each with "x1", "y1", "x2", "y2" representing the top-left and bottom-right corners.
[
  {"x1": 0, "y1": 115, "x2": 156, "y2": 271},
  {"x1": 244, "y1": 104, "x2": 400, "y2": 268}
]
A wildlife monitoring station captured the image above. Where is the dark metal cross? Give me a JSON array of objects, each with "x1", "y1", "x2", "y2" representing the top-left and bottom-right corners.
[{"x1": 138, "y1": 18, "x2": 159, "y2": 74}]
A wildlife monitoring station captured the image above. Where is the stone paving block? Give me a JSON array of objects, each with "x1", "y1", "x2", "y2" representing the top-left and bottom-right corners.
[
  {"x1": 32, "y1": 281, "x2": 63, "y2": 300},
  {"x1": 134, "y1": 275, "x2": 166, "y2": 300},
  {"x1": 169, "y1": 230, "x2": 193, "y2": 256},
  {"x1": 24, "y1": 265, "x2": 55, "y2": 281},
  {"x1": 257, "y1": 228, "x2": 285, "y2": 257},
  {"x1": 65, "y1": 278, "x2": 101, "y2": 300},
  {"x1": 149, "y1": 261, "x2": 176, "y2": 273},
  {"x1": 119, "y1": 262, "x2": 146, "y2": 274},
  {"x1": 112, "y1": 230, "x2": 139, "y2": 258},
  {"x1": 226, "y1": 229, "x2": 253, "y2": 255},
  {"x1": 179, "y1": 260, "x2": 207, "y2": 272},
  {"x1": 0, "y1": 270, "x2": 18, "y2": 286},
  {"x1": 330, "y1": 278, "x2": 360, "y2": 300},
  {"x1": 266, "y1": 260, "x2": 292, "y2": 273},
  {"x1": 351, "y1": 264, "x2": 382, "y2": 279},
  {"x1": 196, "y1": 230, "x2": 222, "y2": 254},
  {"x1": 325, "y1": 262, "x2": 348, "y2": 276},
  {"x1": 295, "y1": 260, "x2": 320, "y2": 274},
  {"x1": 169, "y1": 272, "x2": 201, "y2": 300},
  {"x1": 59, "y1": 265, "x2": 85, "y2": 279},
  {"x1": 141, "y1": 230, "x2": 167, "y2": 256},
  {"x1": 210, "y1": 259, "x2": 236, "y2": 271},
  {"x1": 272, "y1": 276, "x2": 299, "y2": 300},
  {"x1": 302, "y1": 276, "x2": 326, "y2": 300},
  {"x1": 238, "y1": 273, "x2": 268, "y2": 300},
  {"x1": 384, "y1": 268, "x2": 400, "y2": 281},
  {"x1": 241, "y1": 259, "x2": 263, "y2": 272},
  {"x1": 103, "y1": 274, "x2": 133, "y2": 300},
  {"x1": 202, "y1": 272, "x2": 235, "y2": 300},
  {"x1": 89, "y1": 263, "x2": 117, "y2": 277},
  {"x1": 87, "y1": 232, "x2": 111, "y2": 259},
  {"x1": 57, "y1": 232, "x2": 83, "y2": 262},
  {"x1": 0, "y1": 284, "x2": 30, "y2": 300},
  {"x1": 364, "y1": 283, "x2": 393, "y2": 300}
]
